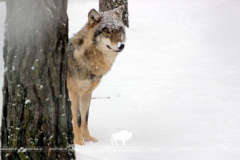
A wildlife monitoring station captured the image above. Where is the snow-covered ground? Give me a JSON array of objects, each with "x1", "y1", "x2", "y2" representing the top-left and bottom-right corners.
[{"x1": 1, "y1": 0, "x2": 240, "y2": 159}]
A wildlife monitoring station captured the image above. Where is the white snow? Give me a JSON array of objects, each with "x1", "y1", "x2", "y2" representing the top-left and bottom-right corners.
[
  {"x1": 68, "y1": 0, "x2": 240, "y2": 159},
  {"x1": 45, "y1": 7, "x2": 53, "y2": 19},
  {"x1": 17, "y1": 147, "x2": 27, "y2": 153},
  {"x1": 49, "y1": 135, "x2": 54, "y2": 140},
  {"x1": 1, "y1": 0, "x2": 240, "y2": 160},
  {"x1": 25, "y1": 99, "x2": 31, "y2": 105},
  {"x1": 39, "y1": 85, "x2": 43, "y2": 90}
]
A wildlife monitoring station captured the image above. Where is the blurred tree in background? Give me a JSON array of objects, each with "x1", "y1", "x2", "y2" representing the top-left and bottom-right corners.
[{"x1": 99, "y1": 0, "x2": 129, "y2": 27}]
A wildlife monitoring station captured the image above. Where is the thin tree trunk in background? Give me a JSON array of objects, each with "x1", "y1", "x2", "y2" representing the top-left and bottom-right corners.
[
  {"x1": 99, "y1": 0, "x2": 129, "y2": 27},
  {"x1": 1, "y1": 0, "x2": 75, "y2": 159}
]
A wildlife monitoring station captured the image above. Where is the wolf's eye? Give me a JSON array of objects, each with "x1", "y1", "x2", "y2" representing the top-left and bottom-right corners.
[
  {"x1": 104, "y1": 30, "x2": 110, "y2": 34},
  {"x1": 103, "y1": 28, "x2": 110, "y2": 34},
  {"x1": 103, "y1": 28, "x2": 111, "y2": 37},
  {"x1": 118, "y1": 27, "x2": 123, "y2": 33}
]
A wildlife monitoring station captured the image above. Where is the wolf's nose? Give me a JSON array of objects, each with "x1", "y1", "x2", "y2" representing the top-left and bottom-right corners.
[{"x1": 119, "y1": 44, "x2": 125, "y2": 50}]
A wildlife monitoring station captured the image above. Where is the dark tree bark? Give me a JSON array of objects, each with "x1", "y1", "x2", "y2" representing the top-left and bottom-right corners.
[
  {"x1": 99, "y1": 0, "x2": 129, "y2": 27},
  {"x1": 1, "y1": 0, "x2": 75, "y2": 159}
]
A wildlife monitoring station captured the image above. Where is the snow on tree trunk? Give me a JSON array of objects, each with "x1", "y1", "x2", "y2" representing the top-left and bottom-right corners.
[
  {"x1": 1, "y1": 0, "x2": 75, "y2": 159},
  {"x1": 99, "y1": 0, "x2": 129, "y2": 27}
]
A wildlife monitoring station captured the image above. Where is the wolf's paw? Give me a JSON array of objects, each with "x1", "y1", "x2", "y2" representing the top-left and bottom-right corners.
[
  {"x1": 84, "y1": 136, "x2": 98, "y2": 142},
  {"x1": 74, "y1": 138, "x2": 85, "y2": 146}
]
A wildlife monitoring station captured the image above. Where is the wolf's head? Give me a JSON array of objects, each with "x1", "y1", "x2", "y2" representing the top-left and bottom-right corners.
[{"x1": 88, "y1": 6, "x2": 126, "y2": 53}]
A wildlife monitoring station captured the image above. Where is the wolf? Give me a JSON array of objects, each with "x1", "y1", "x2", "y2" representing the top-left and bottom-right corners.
[{"x1": 67, "y1": 6, "x2": 126, "y2": 145}]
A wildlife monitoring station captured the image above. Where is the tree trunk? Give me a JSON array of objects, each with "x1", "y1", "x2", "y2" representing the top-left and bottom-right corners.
[
  {"x1": 1, "y1": 0, "x2": 75, "y2": 159},
  {"x1": 99, "y1": 0, "x2": 129, "y2": 27}
]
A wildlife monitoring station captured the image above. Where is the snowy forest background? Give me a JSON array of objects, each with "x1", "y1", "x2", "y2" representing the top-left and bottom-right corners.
[{"x1": 1, "y1": 0, "x2": 240, "y2": 159}]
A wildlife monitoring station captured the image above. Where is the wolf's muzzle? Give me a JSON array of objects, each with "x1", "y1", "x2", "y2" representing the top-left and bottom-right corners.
[
  {"x1": 119, "y1": 44, "x2": 125, "y2": 50},
  {"x1": 107, "y1": 44, "x2": 125, "y2": 52}
]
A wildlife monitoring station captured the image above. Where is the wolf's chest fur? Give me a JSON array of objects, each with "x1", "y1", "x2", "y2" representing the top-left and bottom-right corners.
[
  {"x1": 67, "y1": 39, "x2": 116, "y2": 80},
  {"x1": 77, "y1": 47, "x2": 116, "y2": 77}
]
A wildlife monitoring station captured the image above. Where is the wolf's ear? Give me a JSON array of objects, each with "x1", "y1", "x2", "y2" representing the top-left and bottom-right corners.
[
  {"x1": 88, "y1": 9, "x2": 101, "y2": 25},
  {"x1": 114, "y1": 5, "x2": 124, "y2": 18}
]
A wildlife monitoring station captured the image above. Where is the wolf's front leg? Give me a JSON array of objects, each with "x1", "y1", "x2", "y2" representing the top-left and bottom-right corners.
[
  {"x1": 68, "y1": 89, "x2": 85, "y2": 145},
  {"x1": 79, "y1": 93, "x2": 98, "y2": 142}
]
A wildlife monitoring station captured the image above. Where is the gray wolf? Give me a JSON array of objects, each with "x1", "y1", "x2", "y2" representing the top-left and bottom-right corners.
[
  {"x1": 110, "y1": 130, "x2": 133, "y2": 145},
  {"x1": 67, "y1": 6, "x2": 126, "y2": 145}
]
